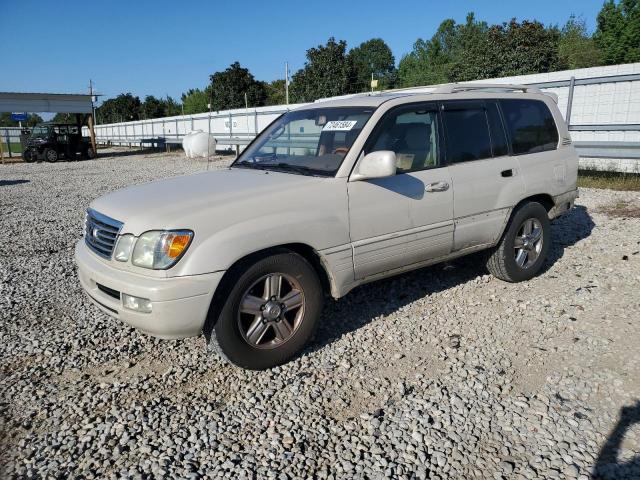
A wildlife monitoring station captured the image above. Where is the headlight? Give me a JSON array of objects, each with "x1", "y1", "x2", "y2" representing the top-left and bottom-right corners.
[{"x1": 131, "y1": 230, "x2": 193, "y2": 270}]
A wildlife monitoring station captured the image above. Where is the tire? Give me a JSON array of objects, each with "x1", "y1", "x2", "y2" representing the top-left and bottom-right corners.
[
  {"x1": 23, "y1": 150, "x2": 35, "y2": 163},
  {"x1": 486, "y1": 202, "x2": 551, "y2": 282},
  {"x1": 207, "y1": 252, "x2": 323, "y2": 370},
  {"x1": 44, "y1": 148, "x2": 58, "y2": 163},
  {"x1": 85, "y1": 147, "x2": 96, "y2": 159}
]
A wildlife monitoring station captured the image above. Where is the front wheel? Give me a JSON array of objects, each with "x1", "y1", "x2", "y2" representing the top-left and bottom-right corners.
[
  {"x1": 207, "y1": 252, "x2": 323, "y2": 370},
  {"x1": 23, "y1": 149, "x2": 35, "y2": 163},
  {"x1": 486, "y1": 202, "x2": 551, "y2": 282}
]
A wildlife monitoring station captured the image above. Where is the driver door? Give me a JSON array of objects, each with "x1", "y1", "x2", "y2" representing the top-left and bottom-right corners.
[{"x1": 348, "y1": 103, "x2": 454, "y2": 280}]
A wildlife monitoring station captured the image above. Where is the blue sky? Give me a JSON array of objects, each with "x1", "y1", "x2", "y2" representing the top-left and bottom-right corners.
[{"x1": 1, "y1": 0, "x2": 604, "y2": 105}]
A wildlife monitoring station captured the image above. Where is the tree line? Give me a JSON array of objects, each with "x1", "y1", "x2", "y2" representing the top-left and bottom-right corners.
[{"x1": 3, "y1": 1, "x2": 636, "y2": 128}]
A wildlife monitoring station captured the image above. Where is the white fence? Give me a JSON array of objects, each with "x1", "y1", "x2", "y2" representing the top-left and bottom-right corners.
[
  {"x1": 89, "y1": 103, "x2": 307, "y2": 151},
  {"x1": 81, "y1": 63, "x2": 640, "y2": 173}
]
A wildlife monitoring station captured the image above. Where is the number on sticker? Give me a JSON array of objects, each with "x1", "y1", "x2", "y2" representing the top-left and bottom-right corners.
[{"x1": 323, "y1": 120, "x2": 358, "y2": 131}]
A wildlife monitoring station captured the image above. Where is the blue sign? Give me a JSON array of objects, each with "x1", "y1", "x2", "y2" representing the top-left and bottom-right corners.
[{"x1": 11, "y1": 112, "x2": 28, "y2": 122}]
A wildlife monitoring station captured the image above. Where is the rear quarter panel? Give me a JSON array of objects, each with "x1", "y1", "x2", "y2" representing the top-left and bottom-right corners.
[{"x1": 515, "y1": 98, "x2": 578, "y2": 199}]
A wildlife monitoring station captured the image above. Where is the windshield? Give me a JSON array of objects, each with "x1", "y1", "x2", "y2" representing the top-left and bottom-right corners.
[
  {"x1": 233, "y1": 106, "x2": 375, "y2": 176},
  {"x1": 31, "y1": 126, "x2": 51, "y2": 138}
]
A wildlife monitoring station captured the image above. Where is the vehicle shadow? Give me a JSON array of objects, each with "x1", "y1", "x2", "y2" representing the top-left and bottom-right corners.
[
  {"x1": 543, "y1": 205, "x2": 595, "y2": 272},
  {"x1": 592, "y1": 401, "x2": 640, "y2": 479},
  {"x1": 310, "y1": 204, "x2": 595, "y2": 352},
  {"x1": 0, "y1": 179, "x2": 29, "y2": 187}
]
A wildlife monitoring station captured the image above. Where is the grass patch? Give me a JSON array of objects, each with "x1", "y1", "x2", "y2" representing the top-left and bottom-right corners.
[
  {"x1": 1, "y1": 142, "x2": 23, "y2": 154},
  {"x1": 578, "y1": 169, "x2": 640, "y2": 192}
]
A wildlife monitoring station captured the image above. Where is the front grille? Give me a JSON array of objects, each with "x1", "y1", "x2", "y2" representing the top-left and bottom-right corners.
[{"x1": 85, "y1": 209, "x2": 123, "y2": 259}]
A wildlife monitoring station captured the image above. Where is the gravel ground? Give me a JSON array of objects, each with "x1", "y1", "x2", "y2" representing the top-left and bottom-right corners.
[{"x1": 1, "y1": 149, "x2": 640, "y2": 479}]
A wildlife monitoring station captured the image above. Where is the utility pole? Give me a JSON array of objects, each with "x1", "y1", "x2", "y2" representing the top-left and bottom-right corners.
[
  {"x1": 89, "y1": 79, "x2": 97, "y2": 121},
  {"x1": 285, "y1": 61, "x2": 289, "y2": 105},
  {"x1": 88, "y1": 79, "x2": 97, "y2": 156}
]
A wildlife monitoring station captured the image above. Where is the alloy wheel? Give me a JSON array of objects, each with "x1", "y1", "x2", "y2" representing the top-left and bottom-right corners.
[
  {"x1": 513, "y1": 218, "x2": 543, "y2": 269},
  {"x1": 237, "y1": 273, "x2": 305, "y2": 349}
]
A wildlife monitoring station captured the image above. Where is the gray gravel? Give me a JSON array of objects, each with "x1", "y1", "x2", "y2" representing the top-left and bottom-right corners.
[{"x1": 1, "y1": 149, "x2": 640, "y2": 479}]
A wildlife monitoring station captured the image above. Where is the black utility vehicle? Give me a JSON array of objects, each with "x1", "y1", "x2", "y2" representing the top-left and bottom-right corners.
[{"x1": 23, "y1": 122, "x2": 95, "y2": 162}]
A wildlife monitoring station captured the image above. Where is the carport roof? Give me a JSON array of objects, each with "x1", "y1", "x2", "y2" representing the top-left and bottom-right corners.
[{"x1": 0, "y1": 92, "x2": 93, "y2": 113}]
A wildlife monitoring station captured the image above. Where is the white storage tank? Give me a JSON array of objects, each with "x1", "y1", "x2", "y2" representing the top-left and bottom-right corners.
[
  {"x1": 190, "y1": 132, "x2": 217, "y2": 158},
  {"x1": 182, "y1": 130, "x2": 202, "y2": 158}
]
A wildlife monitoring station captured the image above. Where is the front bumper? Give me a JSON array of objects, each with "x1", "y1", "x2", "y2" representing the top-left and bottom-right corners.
[{"x1": 75, "y1": 240, "x2": 224, "y2": 339}]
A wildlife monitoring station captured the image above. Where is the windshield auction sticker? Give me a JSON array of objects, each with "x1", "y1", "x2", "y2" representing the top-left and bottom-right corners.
[{"x1": 322, "y1": 120, "x2": 358, "y2": 131}]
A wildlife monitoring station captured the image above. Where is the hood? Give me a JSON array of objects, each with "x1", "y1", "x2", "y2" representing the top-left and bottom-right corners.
[{"x1": 90, "y1": 167, "x2": 327, "y2": 235}]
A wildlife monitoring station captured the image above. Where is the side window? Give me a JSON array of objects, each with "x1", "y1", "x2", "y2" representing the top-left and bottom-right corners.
[
  {"x1": 366, "y1": 105, "x2": 439, "y2": 173},
  {"x1": 500, "y1": 99, "x2": 559, "y2": 155},
  {"x1": 442, "y1": 106, "x2": 492, "y2": 163},
  {"x1": 486, "y1": 102, "x2": 509, "y2": 157}
]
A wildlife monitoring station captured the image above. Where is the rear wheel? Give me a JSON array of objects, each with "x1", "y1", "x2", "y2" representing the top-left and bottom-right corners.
[
  {"x1": 486, "y1": 202, "x2": 551, "y2": 282},
  {"x1": 44, "y1": 148, "x2": 58, "y2": 163},
  {"x1": 207, "y1": 252, "x2": 323, "y2": 370}
]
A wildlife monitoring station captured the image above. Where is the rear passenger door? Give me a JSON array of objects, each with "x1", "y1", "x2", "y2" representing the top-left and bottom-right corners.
[{"x1": 442, "y1": 100, "x2": 525, "y2": 251}]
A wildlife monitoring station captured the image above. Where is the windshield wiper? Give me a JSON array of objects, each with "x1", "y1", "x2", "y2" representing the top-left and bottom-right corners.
[
  {"x1": 234, "y1": 160, "x2": 325, "y2": 176},
  {"x1": 265, "y1": 163, "x2": 326, "y2": 176},
  {"x1": 233, "y1": 160, "x2": 270, "y2": 170}
]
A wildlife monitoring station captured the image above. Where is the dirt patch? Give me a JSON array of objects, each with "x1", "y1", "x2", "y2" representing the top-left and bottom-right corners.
[{"x1": 598, "y1": 200, "x2": 640, "y2": 218}]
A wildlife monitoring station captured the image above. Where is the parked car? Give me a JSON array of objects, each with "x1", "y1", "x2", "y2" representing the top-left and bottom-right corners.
[
  {"x1": 23, "y1": 122, "x2": 95, "y2": 162},
  {"x1": 75, "y1": 84, "x2": 578, "y2": 370}
]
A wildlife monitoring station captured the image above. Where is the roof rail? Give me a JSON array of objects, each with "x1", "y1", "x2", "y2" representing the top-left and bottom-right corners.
[{"x1": 432, "y1": 83, "x2": 543, "y2": 95}]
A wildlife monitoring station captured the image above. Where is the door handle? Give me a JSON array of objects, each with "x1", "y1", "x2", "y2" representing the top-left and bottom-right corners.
[
  {"x1": 501, "y1": 169, "x2": 514, "y2": 177},
  {"x1": 425, "y1": 181, "x2": 450, "y2": 192}
]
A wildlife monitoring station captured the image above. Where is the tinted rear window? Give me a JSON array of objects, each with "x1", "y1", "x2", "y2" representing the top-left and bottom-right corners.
[
  {"x1": 500, "y1": 99, "x2": 559, "y2": 155},
  {"x1": 443, "y1": 108, "x2": 492, "y2": 163}
]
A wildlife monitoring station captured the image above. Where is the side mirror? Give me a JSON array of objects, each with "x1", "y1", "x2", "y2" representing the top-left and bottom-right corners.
[{"x1": 351, "y1": 151, "x2": 397, "y2": 181}]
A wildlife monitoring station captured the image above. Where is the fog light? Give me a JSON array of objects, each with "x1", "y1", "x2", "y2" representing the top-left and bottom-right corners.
[{"x1": 122, "y1": 293, "x2": 152, "y2": 313}]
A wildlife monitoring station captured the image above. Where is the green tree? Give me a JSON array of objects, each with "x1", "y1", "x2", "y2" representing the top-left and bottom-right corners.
[
  {"x1": 163, "y1": 96, "x2": 182, "y2": 117},
  {"x1": 181, "y1": 88, "x2": 210, "y2": 114},
  {"x1": 397, "y1": 20, "x2": 457, "y2": 87},
  {"x1": 0, "y1": 112, "x2": 43, "y2": 127},
  {"x1": 448, "y1": 13, "x2": 493, "y2": 81},
  {"x1": 97, "y1": 93, "x2": 142, "y2": 124},
  {"x1": 209, "y1": 62, "x2": 266, "y2": 111},
  {"x1": 141, "y1": 95, "x2": 166, "y2": 119},
  {"x1": 399, "y1": 13, "x2": 571, "y2": 87},
  {"x1": 489, "y1": 20, "x2": 562, "y2": 76},
  {"x1": 347, "y1": 38, "x2": 396, "y2": 91},
  {"x1": 595, "y1": 0, "x2": 640, "y2": 64},
  {"x1": 265, "y1": 79, "x2": 286, "y2": 106},
  {"x1": 558, "y1": 16, "x2": 602, "y2": 69},
  {"x1": 290, "y1": 38, "x2": 354, "y2": 102},
  {"x1": 51, "y1": 112, "x2": 79, "y2": 124}
]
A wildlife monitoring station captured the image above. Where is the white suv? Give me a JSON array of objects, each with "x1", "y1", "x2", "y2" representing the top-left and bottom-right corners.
[{"x1": 76, "y1": 84, "x2": 578, "y2": 369}]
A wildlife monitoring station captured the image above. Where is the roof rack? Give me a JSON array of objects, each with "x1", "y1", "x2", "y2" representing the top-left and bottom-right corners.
[{"x1": 432, "y1": 83, "x2": 544, "y2": 95}]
